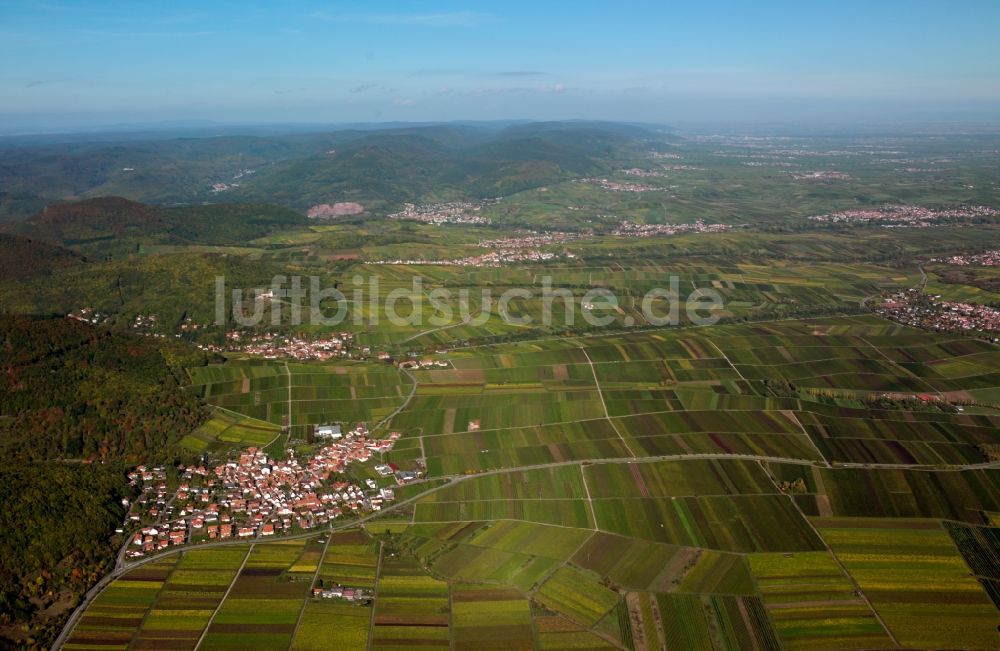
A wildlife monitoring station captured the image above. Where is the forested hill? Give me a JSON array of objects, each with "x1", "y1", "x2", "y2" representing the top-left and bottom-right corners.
[
  {"x1": 3, "y1": 197, "x2": 308, "y2": 258},
  {"x1": 0, "y1": 463, "x2": 130, "y2": 649},
  {"x1": 0, "y1": 315, "x2": 212, "y2": 462},
  {"x1": 230, "y1": 121, "x2": 659, "y2": 212},
  {"x1": 0, "y1": 315, "x2": 216, "y2": 648},
  {"x1": 0, "y1": 233, "x2": 86, "y2": 279},
  {"x1": 0, "y1": 121, "x2": 669, "y2": 221}
]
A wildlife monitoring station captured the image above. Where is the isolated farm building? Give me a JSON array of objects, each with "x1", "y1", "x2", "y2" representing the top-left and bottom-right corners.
[
  {"x1": 315, "y1": 424, "x2": 342, "y2": 439},
  {"x1": 395, "y1": 470, "x2": 420, "y2": 483}
]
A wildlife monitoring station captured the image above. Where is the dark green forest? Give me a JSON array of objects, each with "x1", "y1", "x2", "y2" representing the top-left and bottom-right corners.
[
  {"x1": 0, "y1": 316, "x2": 212, "y2": 648},
  {"x1": 0, "y1": 315, "x2": 210, "y2": 461},
  {"x1": 3, "y1": 197, "x2": 308, "y2": 258},
  {"x1": 0, "y1": 463, "x2": 129, "y2": 649}
]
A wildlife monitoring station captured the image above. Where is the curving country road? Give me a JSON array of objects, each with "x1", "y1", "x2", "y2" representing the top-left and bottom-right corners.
[{"x1": 372, "y1": 365, "x2": 418, "y2": 432}]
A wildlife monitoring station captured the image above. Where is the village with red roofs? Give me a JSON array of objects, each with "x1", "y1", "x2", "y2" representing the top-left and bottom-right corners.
[
  {"x1": 876, "y1": 289, "x2": 1000, "y2": 339},
  {"x1": 124, "y1": 424, "x2": 413, "y2": 559}
]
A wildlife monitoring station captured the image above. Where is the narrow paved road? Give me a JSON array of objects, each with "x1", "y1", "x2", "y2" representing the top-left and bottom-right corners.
[
  {"x1": 400, "y1": 314, "x2": 476, "y2": 344},
  {"x1": 284, "y1": 361, "x2": 293, "y2": 429},
  {"x1": 373, "y1": 365, "x2": 418, "y2": 432}
]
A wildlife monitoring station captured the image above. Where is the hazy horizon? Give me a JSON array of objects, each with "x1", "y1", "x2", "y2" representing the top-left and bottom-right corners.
[{"x1": 3, "y1": 0, "x2": 1000, "y2": 132}]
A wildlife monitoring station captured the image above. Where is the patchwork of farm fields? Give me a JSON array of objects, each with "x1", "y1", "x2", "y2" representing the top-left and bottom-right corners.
[
  {"x1": 389, "y1": 315, "x2": 1000, "y2": 474},
  {"x1": 180, "y1": 410, "x2": 283, "y2": 454},
  {"x1": 186, "y1": 315, "x2": 1000, "y2": 474},
  {"x1": 816, "y1": 518, "x2": 1000, "y2": 649},
  {"x1": 68, "y1": 463, "x2": 1000, "y2": 649},
  {"x1": 187, "y1": 360, "x2": 411, "y2": 439},
  {"x1": 69, "y1": 316, "x2": 1000, "y2": 649},
  {"x1": 345, "y1": 258, "x2": 923, "y2": 348},
  {"x1": 749, "y1": 552, "x2": 894, "y2": 650}
]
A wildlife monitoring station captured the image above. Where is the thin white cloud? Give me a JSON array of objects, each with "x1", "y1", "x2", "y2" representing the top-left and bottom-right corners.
[
  {"x1": 462, "y1": 83, "x2": 572, "y2": 96},
  {"x1": 73, "y1": 28, "x2": 215, "y2": 38},
  {"x1": 312, "y1": 11, "x2": 494, "y2": 28},
  {"x1": 493, "y1": 71, "x2": 548, "y2": 77}
]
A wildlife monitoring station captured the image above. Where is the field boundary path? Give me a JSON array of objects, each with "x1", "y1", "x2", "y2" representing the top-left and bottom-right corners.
[
  {"x1": 759, "y1": 460, "x2": 901, "y2": 647},
  {"x1": 365, "y1": 541, "x2": 385, "y2": 651},
  {"x1": 581, "y1": 347, "x2": 637, "y2": 458},
  {"x1": 580, "y1": 464, "x2": 598, "y2": 527},
  {"x1": 287, "y1": 535, "x2": 332, "y2": 651},
  {"x1": 193, "y1": 544, "x2": 254, "y2": 651}
]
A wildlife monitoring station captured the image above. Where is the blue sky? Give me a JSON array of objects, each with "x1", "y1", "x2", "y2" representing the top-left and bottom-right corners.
[{"x1": 2, "y1": 0, "x2": 1000, "y2": 129}]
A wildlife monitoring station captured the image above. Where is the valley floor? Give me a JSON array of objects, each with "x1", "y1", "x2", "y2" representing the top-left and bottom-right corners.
[{"x1": 60, "y1": 315, "x2": 1000, "y2": 650}]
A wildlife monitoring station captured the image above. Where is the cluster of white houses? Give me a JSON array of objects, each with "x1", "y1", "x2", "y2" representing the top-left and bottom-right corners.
[
  {"x1": 312, "y1": 583, "x2": 370, "y2": 602},
  {"x1": 611, "y1": 220, "x2": 732, "y2": 238},
  {"x1": 878, "y1": 290, "x2": 1000, "y2": 338},
  {"x1": 124, "y1": 425, "x2": 411, "y2": 558},
  {"x1": 196, "y1": 331, "x2": 360, "y2": 361},
  {"x1": 388, "y1": 200, "x2": 499, "y2": 225},
  {"x1": 808, "y1": 204, "x2": 1000, "y2": 227},
  {"x1": 575, "y1": 177, "x2": 662, "y2": 192},
  {"x1": 941, "y1": 249, "x2": 1000, "y2": 267}
]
